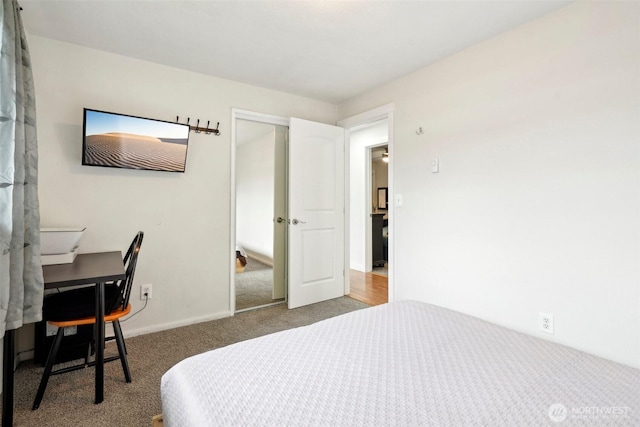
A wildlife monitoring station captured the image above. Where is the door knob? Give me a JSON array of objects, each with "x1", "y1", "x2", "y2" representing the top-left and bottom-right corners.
[
  {"x1": 275, "y1": 217, "x2": 285, "y2": 223},
  {"x1": 291, "y1": 218, "x2": 306, "y2": 225}
]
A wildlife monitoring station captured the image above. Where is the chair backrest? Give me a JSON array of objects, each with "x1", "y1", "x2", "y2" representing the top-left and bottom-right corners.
[{"x1": 118, "y1": 231, "x2": 144, "y2": 309}]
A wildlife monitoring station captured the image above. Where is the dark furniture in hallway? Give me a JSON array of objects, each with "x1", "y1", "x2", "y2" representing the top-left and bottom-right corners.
[{"x1": 371, "y1": 213, "x2": 387, "y2": 268}]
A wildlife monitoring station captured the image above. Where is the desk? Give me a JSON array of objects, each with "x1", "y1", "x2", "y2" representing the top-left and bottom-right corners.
[
  {"x1": 1, "y1": 252, "x2": 124, "y2": 426},
  {"x1": 42, "y1": 251, "x2": 125, "y2": 404}
]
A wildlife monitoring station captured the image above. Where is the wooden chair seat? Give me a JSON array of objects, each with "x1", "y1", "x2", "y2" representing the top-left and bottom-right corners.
[{"x1": 48, "y1": 304, "x2": 132, "y2": 328}]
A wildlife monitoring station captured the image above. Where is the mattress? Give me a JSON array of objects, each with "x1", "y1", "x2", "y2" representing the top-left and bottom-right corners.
[{"x1": 161, "y1": 301, "x2": 640, "y2": 426}]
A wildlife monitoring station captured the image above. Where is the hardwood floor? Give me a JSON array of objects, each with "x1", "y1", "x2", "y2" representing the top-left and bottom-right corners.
[{"x1": 348, "y1": 269, "x2": 388, "y2": 306}]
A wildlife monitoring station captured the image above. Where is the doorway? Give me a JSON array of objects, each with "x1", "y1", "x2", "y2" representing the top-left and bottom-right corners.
[
  {"x1": 231, "y1": 111, "x2": 346, "y2": 313},
  {"x1": 343, "y1": 115, "x2": 391, "y2": 305},
  {"x1": 234, "y1": 119, "x2": 287, "y2": 312},
  {"x1": 231, "y1": 107, "x2": 390, "y2": 312},
  {"x1": 370, "y1": 144, "x2": 389, "y2": 278}
]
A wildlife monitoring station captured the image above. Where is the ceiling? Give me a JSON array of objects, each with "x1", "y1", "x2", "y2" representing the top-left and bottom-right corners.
[{"x1": 20, "y1": 0, "x2": 571, "y2": 104}]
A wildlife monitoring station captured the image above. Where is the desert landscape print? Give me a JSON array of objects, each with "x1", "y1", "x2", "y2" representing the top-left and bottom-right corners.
[{"x1": 83, "y1": 110, "x2": 189, "y2": 172}]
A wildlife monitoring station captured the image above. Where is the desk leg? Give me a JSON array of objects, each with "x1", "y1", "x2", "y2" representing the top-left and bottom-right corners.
[
  {"x1": 95, "y1": 281, "x2": 105, "y2": 404},
  {"x1": 2, "y1": 329, "x2": 15, "y2": 427}
]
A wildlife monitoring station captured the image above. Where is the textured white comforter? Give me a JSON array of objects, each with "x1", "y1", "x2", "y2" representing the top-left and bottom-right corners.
[{"x1": 161, "y1": 301, "x2": 640, "y2": 426}]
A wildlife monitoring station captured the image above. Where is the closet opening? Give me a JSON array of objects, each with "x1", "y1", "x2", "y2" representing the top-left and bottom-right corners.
[{"x1": 234, "y1": 118, "x2": 288, "y2": 312}]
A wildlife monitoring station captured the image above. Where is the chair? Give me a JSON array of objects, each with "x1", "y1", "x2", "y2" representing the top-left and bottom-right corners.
[{"x1": 32, "y1": 231, "x2": 144, "y2": 410}]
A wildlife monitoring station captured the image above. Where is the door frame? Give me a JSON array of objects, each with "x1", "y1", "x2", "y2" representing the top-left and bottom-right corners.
[
  {"x1": 230, "y1": 109, "x2": 290, "y2": 314},
  {"x1": 367, "y1": 141, "x2": 389, "y2": 273},
  {"x1": 338, "y1": 103, "x2": 395, "y2": 301},
  {"x1": 231, "y1": 105, "x2": 395, "y2": 312}
]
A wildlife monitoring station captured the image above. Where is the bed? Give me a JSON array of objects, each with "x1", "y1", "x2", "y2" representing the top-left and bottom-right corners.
[{"x1": 160, "y1": 301, "x2": 640, "y2": 426}]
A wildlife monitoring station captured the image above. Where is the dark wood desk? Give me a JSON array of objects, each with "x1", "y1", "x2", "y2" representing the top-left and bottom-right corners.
[
  {"x1": 1, "y1": 251, "x2": 124, "y2": 427},
  {"x1": 42, "y1": 251, "x2": 125, "y2": 405},
  {"x1": 2, "y1": 251, "x2": 125, "y2": 427}
]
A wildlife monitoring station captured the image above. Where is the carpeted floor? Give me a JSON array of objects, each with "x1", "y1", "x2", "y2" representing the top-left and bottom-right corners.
[
  {"x1": 235, "y1": 259, "x2": 284, "y2": 311},
  {"x1": 9, "y1": 296, "x2": 368, "y2": 426}
]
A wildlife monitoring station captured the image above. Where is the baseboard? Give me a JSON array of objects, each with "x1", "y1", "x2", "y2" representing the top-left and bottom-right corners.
[
  {"x1": 13, "y1": 311, "x2": 233, "y2": 366},
  {"x1": 244, "y1": 250, "x2": 273, "y2": 267},
  {"x1": 350, "y1": 263, "x2": 366, "y2": 272},
  {"x1": 121, "y1": 310, "x2": 232, "y2": 338}
]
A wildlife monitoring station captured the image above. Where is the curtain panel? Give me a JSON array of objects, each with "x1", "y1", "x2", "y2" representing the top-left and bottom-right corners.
[{"x1": 0, "y1": 0, "x2": 43, "y2": 339}]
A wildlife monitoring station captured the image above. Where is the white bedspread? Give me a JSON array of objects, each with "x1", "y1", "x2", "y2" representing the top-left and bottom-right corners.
[{"x1": 161, "y1": 301, "x2": 640, "y2": 426}]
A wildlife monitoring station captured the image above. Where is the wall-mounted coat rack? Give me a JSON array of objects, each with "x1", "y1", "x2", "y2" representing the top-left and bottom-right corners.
[{"x1": 176, "y1": 116, "x2": 220, "y2": 136}]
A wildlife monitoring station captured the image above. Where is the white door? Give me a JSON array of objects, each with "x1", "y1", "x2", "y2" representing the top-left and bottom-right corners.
[{"x1": 288, "y1": 118, "x2": 345, "y2": 309}]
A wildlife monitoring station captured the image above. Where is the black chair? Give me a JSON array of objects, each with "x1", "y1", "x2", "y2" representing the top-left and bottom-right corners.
[{"x1": 33, "y1": 231, "x2": 144, "y2": 410}]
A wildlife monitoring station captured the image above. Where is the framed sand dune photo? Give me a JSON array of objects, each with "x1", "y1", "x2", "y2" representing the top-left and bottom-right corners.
[{"x1": 82, "y1": 109, "x2": 190, "y2": 173}]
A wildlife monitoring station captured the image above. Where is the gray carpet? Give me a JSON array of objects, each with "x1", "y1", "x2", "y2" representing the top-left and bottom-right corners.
[
  {"x1": 9, "y1": 296, "x2": 368, "y2": 426},
  {"x1": 235, "y1": 259, "x2": 283, "y2": 311}
]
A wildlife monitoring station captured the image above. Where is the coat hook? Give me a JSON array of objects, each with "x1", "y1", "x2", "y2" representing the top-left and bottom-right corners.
[
  {"x1": 416, "y1": 127, "x2": 424, "y2": 135},
  {"x1": 176, "y1": 116, "x2": 219, "y2": 135}
]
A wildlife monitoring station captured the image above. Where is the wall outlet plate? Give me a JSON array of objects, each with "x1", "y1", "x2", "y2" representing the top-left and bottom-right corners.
[
  {"x1": 140, "y1": 284, "x2": 152, "y2": 300},
  {"x1": 539, "y1": 312, "x2": 554, "y2": 334}
]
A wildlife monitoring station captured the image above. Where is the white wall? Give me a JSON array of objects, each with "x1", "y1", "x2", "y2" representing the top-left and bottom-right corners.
[
  {"x1": 236, "y1": 129, "x2": 276, "y2": 263},
  {"x1": 28, "y1": 36, "x2": 337, "y2": 341},
  {"x1": 349, "y1": 122, "x2": 387, "y2": 271},
  {"x1": 339, "y1": 2, "x2": 640, "y2": 368}
]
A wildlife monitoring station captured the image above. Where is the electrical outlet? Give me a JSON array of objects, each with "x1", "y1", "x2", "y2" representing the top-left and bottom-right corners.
[
  {"x1": 539, "y1": 312, "x2": 554, "y2": 334},
  {"x1": 140, "y1": 284, "x2": 152, "y2": 300},
  {"x1": 46, "y1": 323, "x2": 77, "y2": 337}
]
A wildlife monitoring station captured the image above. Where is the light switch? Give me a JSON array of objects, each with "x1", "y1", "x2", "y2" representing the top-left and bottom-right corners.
[
  {"x1": 395, "y1": 194, "x2": 403, "y2": 207},
  {"x1": 431, "y1": 158, "x2": 439, "y2": 173}
]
